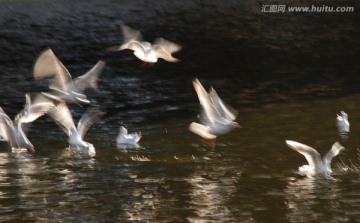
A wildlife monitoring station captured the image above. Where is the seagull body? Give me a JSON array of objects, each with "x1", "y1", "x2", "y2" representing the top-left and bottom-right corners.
[
  {"x1": 285, "y1": 140, "x2": 344, "y2": 174},
  {"x1": 189, "y1": 78, "x2": 239, "y2": 139},
  {"x1": 116, "y1": 126, "x2": 141, "y2": 145},
  {"x1": 112, "y1": 25, "x2": 181, "y2": 63},
  {"x1": 48, "y1": 103, "x2": 104, "y2": 157},
  {"x1": 33, "y1": 48, "x2": 105, "y2": 104},
  {"x1": 68, "y1": 126, "x2": 95, "y2": 157},
  {"x1": 0, "y1": 107, "x2": 34, "y2": 153},
  {"x1": 336, "y1": 111, "x2": 350, "y2": 133}
]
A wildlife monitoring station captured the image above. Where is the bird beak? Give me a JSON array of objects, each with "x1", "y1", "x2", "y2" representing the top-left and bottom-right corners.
[{"x1": 234, "y1": 122, "x2": 242, "y2": 128}]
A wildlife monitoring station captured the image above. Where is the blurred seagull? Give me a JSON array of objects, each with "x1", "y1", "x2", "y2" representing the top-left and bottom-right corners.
[
  {"x1": 110, "y1": 25, "x2": 181, "y2": 63},
  {"x1": 48, "y1": 103, "x2": 105, "y2": 157},
  {"x1": 0, "y1": 93, "x2": 56, "y2": 153},
  {"x1": 336, "y1": 111, "x2": 350, "y2": 133},
  {"x1": 189, "y1": 78, "x2": 240, "y2": 140},
  {"x1": 285, "y1": 140, "x2": 344, "y2": 174},
  {"x1": 116, "y1": 126, "x2": 141, "y2": 145},
  {"x1": 33, "y1": 48, "x2": 105, "y2": 104},
  {"x1": 0, "y1": 106, "x2": 34, "y2": 153}
]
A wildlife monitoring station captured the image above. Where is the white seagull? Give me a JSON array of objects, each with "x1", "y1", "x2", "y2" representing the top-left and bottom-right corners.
[
  {"x1": 336, "y1": 111, "x2": 350, "y2": 133},
  {"x1": 285, "y1": 140, "x2": 345, "y2": 174},
  {"x1": 33, "y1": 48, "x2": 105, "y2": 104},
  {"x1": 0, "y1": 106, "x2": 34, "y2": 153},
  {"x1": 111, "y1": 25, "x2": 181, "y2": 63},
  {"x1": 189, "y1": 78, "x2": 240, "y2": 140},
  {"x1": 0, "y1": 93, "x2": 56, "y2": 153},
  {"x1": 116, "y1": 126, "x2": 142, "y2": 146},
  {"x1": 48, "y1": 103, "x2": 105, "y2": 157}
]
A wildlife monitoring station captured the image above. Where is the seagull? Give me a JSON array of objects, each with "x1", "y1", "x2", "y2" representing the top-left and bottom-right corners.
[
  {"x1": 110, "y1": 25, "x2": 181, "y2": 63},
  {"x1": 0, "y1": 106, "x2": 34, "y2": 153},
  {"x1": 47, "y1": 103, "x2": 105, "y2": 157},
  {"x1": 336, "y1": 111, "x2": 350, "y2": 133},
  {"x1": 285, "y1": 140, "x2": 345, "y2": 174},
  {"x1": 33, "y1": 48, "x2": 106, "y2": 104},
  {"x1": 0, "y1": 93, "x2": 56, "y2": 153},
  {"x1": 189, "y1": 78, "x2": 240, "y2": 140},
  {"x1": 116, "y1": 126, "x2": 141, "y2": 145}
]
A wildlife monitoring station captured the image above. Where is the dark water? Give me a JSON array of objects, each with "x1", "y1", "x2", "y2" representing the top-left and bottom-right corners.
[{"x1": 0, "y1": 0, "x2": 360, "y2": 222}]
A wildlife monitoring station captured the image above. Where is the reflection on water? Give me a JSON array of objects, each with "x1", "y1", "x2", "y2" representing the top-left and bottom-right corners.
[
  {"x1": 284, "y1": 176, "x2": 343, "y2": 222},
  {"x1": 186, "y1": 169, "x2": 238, "y2": 222}
]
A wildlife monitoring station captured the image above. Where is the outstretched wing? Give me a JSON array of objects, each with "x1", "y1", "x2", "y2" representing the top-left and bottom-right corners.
[
  {"x1": 74, "y1": 60, "x2": 106, "y2": 92},
  {"x1": 47, "y1": 102, "x2": 76, "y2": 136},
  {"x1": 153, "y1": 38, "x2": 181, "y2": 62},
  {"x1": 113, "y1": 25, "x2": 144, "y2": 51},
  {"x1": 77, "y1": 105, "x2": 105, "y2": 139},
  {"x1": 285, "y1": 140, "x2": 322, "y2": 170},
  {"x1": 33, "y1": 48, "x2": 73, "y2": 92},
  {"x1": 15, "y1": 93, "x2": 55, "y2": 124},
  {"x1": 323, "y1": 142, "x2": 345, "y2": 168}
]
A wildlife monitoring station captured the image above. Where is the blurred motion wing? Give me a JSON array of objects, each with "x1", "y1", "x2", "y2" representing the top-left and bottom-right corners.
[
  {"x1": 74, "y1": 60, "x2": 106, "y2": 91},
  {"x1": 193, "y1": 78, "x2": 218, "y2": 125},
  {"x1": 48, "y1": 102, "x2": 76, "y2": 137},
  {"x1": 33, "y1": 48, "x2": 73, "y2": 92},
  {"x1": 153, "y1": 38, "x2": 181, "y2": 62},
  {"x1": 77, "y1": 105, "x2": 105, "y2": 140},
  {"x1": 209, "y1": 87, "x2": 238, "y2": 121}
]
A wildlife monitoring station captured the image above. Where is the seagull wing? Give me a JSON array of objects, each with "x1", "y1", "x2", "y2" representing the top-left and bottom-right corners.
[
  {"x1": 209, "y1": 87, "x2": 238, "y2": 121},
  {"x1": 323, "y1": 142, "x2": 345, "y2": 169},
  {"x1": 285, "y1": 140, "x2": 322, "y2": 170},
  {"x1": 121, "y1": 25, "x2": 143, "y2": 42},
  {"x1": 192, "y1": 78, "x2": 219, "y2": 125},
  {"x1": 114, "y1": 25, "x2": 144, "y2": 51},
  {"x1": 33, "y1": 48, "x2": 73, "y2": 92},
  {"x1": 74, "y1": 60, "x2": 106, "y2": 92},
  {"x1": 0, "y1": 107, "x2": 34, "y2": 152},
  {"x1": 47, "y1": 102, "x2": 76, "y2": 137},
  {"x1": 0, "y1": 107, "x2": 15, "y2": 142},
  {"x1": 77, "y1": 105, "x2": 105, "y2": 139},
  {"x1": 153, "y1": 38, "x2": 181, "y2": 62},
  {"x1": 15, "y1": 93, "x2": 55, "y2": 124}
]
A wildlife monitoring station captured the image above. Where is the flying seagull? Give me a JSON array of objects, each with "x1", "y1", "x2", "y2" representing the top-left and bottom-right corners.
[{"x1": 110, "y1": 25, "x2": 181, "y2": 63}]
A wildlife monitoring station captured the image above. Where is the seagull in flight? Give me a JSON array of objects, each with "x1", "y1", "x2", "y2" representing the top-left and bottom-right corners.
[
  {"x1": 110, "y1": 25, "x2": 181, "y2": 63},
  {"x1": 48, "y1": 103, "x2": 105, "y2": 157},
  {"x1": 285, "y1": 140, "x2": 345, "y2": 174},
  {"x1": 189, "y1": 78, "x2": 240, "y2": 140},
  {"x1": 33, "y1": 48, "x2": 105, "y2": 105}
]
